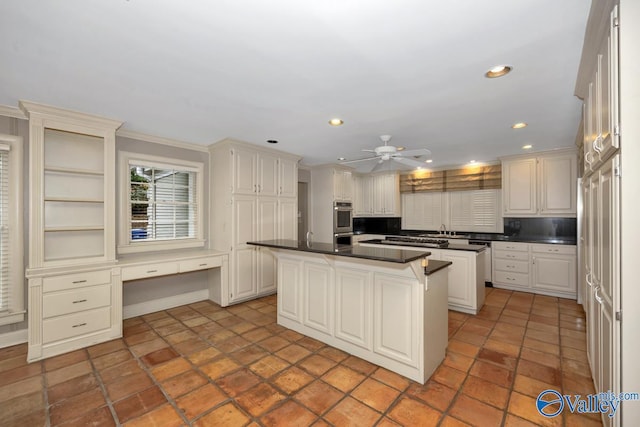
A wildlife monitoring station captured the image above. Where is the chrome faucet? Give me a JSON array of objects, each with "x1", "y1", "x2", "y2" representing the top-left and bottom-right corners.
[{"x1": 439, "y1": 224, "x2": 447, "y2": 236}]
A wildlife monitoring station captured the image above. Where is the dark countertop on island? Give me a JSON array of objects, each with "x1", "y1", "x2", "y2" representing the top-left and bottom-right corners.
[
  {"x1": 359, "y1": 239, "x2": 486, "y2": 252},
  {"x1": 423, "y1": 260, "x2": 453, "y2": 276},
  {"x1": 247, "y1": 239, "x2": 431, "y2": 264}
]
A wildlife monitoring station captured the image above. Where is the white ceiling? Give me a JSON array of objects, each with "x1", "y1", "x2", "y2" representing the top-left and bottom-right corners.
[{"x1": 0, "y1": 0, "x2": 590, "y2": 170}]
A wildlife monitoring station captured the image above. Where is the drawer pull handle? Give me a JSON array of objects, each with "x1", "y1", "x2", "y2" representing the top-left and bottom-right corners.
[
  {"x1": 72, "y1": 323, "x2": 87, "y2": 328},
  {"x1": 507, "y1": 277, "x2": 515, "y2": 281},
  {"x1": 72, "y1": 299, "x2": 87, "y2": 304},
  {"x1": 72, "y1": 280, "x2": 87, "y2": 284},
  {"x1": 507, "y1": 265, "x2": 514, "y2": 268},
  {"x1": 147, "y1": 270, "x2": 158, "y2": 273},
  {"x1": 199, "y1": 263, "x2": 208, "y2": 267}
]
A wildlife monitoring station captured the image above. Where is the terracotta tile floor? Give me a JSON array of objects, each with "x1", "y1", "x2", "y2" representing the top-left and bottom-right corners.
[{"x1": 0, "y1": 287, "x2": 603, "y2": 426}]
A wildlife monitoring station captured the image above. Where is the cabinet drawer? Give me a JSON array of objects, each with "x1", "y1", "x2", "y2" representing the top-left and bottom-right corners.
[
  {"x1": 530, "y1": 244, "x2": 576, "y2": 256},
  {"x1": 121, "y1": 262, "x2": 179, "y2": 281},
  {"x1": 43, "y1": 270, "x2": 112, "y2": 293},
  {"x1": 493, "y1": 250, "x2": 529, "y2": 261},
  {"x1": 494, "y1": 259, "x2": 529, "y2": 274},
  {"x1": 493, "y1": 242, "x2": 529, "y2": 252},
  {"x1": 43, "y1": 284, "x2": 111, "y2": 318},
  {"x1": 179, "y1": 257, "x2": 222, "y2": 273},
  {"x1": 43, "y1": 306, "x2": 111, "y2": 344},
  {"x1": 493, "y1": 270, "x2": 530, "y2": 288}
]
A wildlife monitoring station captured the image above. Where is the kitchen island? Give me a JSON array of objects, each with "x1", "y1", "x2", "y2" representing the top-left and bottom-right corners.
[
  {"x1": 359, "y1": 238, "x2": 486, "y2": 315},
  {"x1": 248, "y1": 240, "x2": 451, "y2": 384}
]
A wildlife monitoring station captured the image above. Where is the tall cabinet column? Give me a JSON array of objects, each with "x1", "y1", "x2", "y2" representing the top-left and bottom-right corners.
[{"x1": 20, "y1": 101, "x2": 122, "y2": 362}]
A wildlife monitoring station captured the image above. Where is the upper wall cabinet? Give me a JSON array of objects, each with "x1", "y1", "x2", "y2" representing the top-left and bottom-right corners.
[
  {"x1": 501, "y1": 149, "x2": 577, "y2": 217},
  {"x1": 583, "y1": 6, "x2": 620, "y2": 176},
  {"x1": 231, "y1": 146, "x2": 297, "y2": 197},
  {"x1": 20, "y1": 101, "x2": 122, "y2": 268},
  {"x1": 354, "y1": 173, "x2": 400, "y2": 217}
]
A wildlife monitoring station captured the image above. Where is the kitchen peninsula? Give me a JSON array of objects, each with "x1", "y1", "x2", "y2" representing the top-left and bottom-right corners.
[{"x1": 248, "y1": 240, "x2": 451, "y2": 383}]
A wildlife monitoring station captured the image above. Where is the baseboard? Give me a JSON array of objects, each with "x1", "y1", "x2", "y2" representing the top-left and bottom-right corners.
[
  {"x1": 123, "y1": 289, "x2": 210, "y2": 319},
  {"x1": 0, "y1": 328, "x2": 28, "y2": 349}
]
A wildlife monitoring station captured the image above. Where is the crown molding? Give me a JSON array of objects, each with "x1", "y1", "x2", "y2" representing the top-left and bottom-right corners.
[
  {"x1": 19, "y1": 100, "x2": 122, "y2": 130},
  {"x1": 116, "y1": 129, "x2": 209, "y2": 152},
  {"x1": 0, "y1": 105, "x2": 27, "y2": 120}
]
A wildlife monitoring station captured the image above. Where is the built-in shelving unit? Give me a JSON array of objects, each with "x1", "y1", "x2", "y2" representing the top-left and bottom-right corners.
[{"x1": 20, "y1": 101, "x2": 123, "y2": 362}]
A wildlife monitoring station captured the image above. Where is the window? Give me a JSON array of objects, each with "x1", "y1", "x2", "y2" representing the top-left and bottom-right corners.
[
  {"x1": 0, "y1": 134, "x2": 24, "y2": 326},
  {"x1": 119, "y1": 152, "x2": 204, "y2": 253}
]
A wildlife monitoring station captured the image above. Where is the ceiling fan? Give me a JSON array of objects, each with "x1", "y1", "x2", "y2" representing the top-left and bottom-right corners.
[{"x1": 340, "y1": 135, "x2": 432, "y2": 172}]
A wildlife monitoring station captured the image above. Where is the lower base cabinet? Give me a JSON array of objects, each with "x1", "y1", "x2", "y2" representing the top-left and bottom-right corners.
[
  {"x1": 274, "y1": 250, "x2": 448, "y2": 383},
  {"x1": 27, "y1": 266, "x2": 122, "y2": 362},
  {"x1": 493, "y1": 242, "x2": 577, "y2": 298}
]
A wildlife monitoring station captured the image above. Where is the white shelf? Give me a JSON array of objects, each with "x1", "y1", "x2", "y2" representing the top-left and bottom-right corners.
[
  {"x1": 44, "y1": 197, "x2": 104, "y2": 203},
  {"x1": 44, "y1": 165, "x2": 105, "y2": 176}
]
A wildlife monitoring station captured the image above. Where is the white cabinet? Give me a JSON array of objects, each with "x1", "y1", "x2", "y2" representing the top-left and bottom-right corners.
[
  {"x1": 492, "y1": 242, "x2": 531, "y2": 290},
  {"x1": 333, "y1": 169, "x2": 353, "y2": 201},
  {"x1": 231, "y1": 146, "x2": 296, "y2": 197},
  {"x1": 583, "y1": 6, "x2": 620, "y2": 176},
  {"x1": 372, "y1": 173, "x2": 400, "y2": 216},
  {"x1": 531, "y1": 244, "x2": 577, "y2": 295},
  {"x1": 303, "y1": 262, "x2": 333, "y2": 336},
  {"x1": 493, "y1": 241, "x2": 577, "y2": 298},
  {"x1": 373, "y1": 273, "x2": 419, "y2": 367},
  {"x1": 502, "y1": 158, "x2": 537, "y2": 216},
  {"x1": 277, "y1": 257, "x2": 302, "y2": 322},
  {"x1": 211, "y1": 139, "x2": 300, "y2": 304},
  {"x1": 353, "y1": 173, "x2": 400, "y2": 217},
  {"x1": 501, "y1": 149, "x2": 577, "y2": 217},
  {"x1": 334, "y1": 268, "x2": 372, "y2": 349},
  {"x1": 21, "y1": 102, "x2": 122, "y2": 362},
  {"x1": 429, "y1": 248, "x2": 485, "y2": 315}
]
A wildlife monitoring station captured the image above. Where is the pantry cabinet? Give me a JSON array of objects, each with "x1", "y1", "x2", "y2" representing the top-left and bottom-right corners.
[
  {"x1": 211, "y1": 139, "x2": 300, "y2": 304},
  {"x1": 501, "y1": 149, "x2": 577, "y2": 217}
]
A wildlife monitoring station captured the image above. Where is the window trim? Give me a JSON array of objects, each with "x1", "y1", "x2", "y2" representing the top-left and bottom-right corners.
[
  {"x1": 0, "y1": 134, "x2": 25, "y2": 326},
  {"x1": 118, "y1": 151, "x2": 204, "y2": 254}
]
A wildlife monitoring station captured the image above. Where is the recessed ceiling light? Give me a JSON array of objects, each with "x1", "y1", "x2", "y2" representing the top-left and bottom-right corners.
[
  {"x1": 512, "y1": 122, "x2": 528, "y2": 129},
  {"x1": 469, "y1": 160, "x2": 476, "y2": 164},
  {"x1": 338, "y1": 157, "x2": 345, "y2": 161},
  {"x1": 425, "y1": 159, "x2": 433, "y2": 163},
  {"x1": 396, "y1": 146, "x2": 405, "y2": 151},
  {"x1": 522, "y1": 144, "x2": 533, "y2": 150},
  {"x1": 328, "y1": 118, "x2": 344, "y2": 126},
  {"x1": 266, "y1": 139, "x2": 278, "y2": 144},
  {"x1": 485, "y1": 65, "x2": 512, "y2": 78},
  {"x1": 416, "y1": 166, "x2": 423, "y2": 170}
]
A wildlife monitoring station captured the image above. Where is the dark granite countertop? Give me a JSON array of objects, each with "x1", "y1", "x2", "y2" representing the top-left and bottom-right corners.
[
  {"x1": 362, "y1": 231, "x2": 577, "y2": 246},
  {"x1": 359, "y1": 239, "x2": 486, "y2": 252},
  {"x1": 248, "y1": 240, "x2": 431, "y2": 264},
  {"x1": 423, "y1": 260, "x2": 452, "y2": 276}
]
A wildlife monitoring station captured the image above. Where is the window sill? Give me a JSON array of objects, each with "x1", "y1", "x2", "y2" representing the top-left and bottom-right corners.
[
  {"x1": 0, "y1": 311, "x2": 26, "y2": 327},
  {"x1": 118, "y1": 239, "x2": 206, "y2": 255}
]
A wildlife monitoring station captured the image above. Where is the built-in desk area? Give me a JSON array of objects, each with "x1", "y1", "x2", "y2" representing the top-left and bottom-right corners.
[{"x1": 27, "y1": 250, "x2": 228, "y2": 362}]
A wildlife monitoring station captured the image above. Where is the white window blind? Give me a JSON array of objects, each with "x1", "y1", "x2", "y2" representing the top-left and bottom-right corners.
[
  {"x1": 129, "y1": 164, "x2": 198, "y2": 242},
  {"x1": 0, "y1": 145, "x2": 10, "y2": 312}
]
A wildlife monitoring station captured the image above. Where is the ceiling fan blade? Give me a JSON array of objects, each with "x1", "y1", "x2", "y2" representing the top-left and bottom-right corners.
[
  {"x1": 361, "y1": 149, "x2": 376, "y2": 152},
  {"x1": 395, "y1": 148, "x2": 432, "y2": 157},
  {"x1": 392, "y1": 157, "x2": 428, "y2": 169},
  {"x1": 340, "y1": 156, "x2": 379, "y2": 164},
  {"x1": 369, "y1": 160, "x2": 386, "y2": 172}
]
